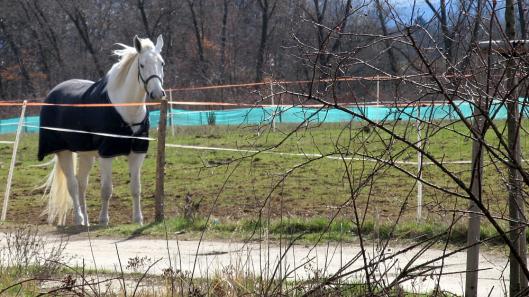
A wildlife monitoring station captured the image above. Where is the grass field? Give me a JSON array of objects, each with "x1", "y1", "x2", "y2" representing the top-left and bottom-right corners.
[{"x1": 0, "y1": 118, "x2": 526, "y2": 243}]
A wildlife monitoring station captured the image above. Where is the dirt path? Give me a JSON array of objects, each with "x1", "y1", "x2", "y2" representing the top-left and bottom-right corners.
[{"x1": 15, "y1": 235, "x2": 505, "y2": 296}]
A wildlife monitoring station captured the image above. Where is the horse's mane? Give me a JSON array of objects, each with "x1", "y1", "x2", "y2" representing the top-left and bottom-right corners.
[{"x1": 107, "y1": 38, "x2": 155, "y2": 84}]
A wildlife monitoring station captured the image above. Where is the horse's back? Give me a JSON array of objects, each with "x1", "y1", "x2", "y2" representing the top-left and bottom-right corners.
[
  {"x1": 38, "y1": 79, "x2": 100, "y2": 161},
  {"x1": 38, "y1": 77, "x2": 149, "y2": 161},
  {"x1": 45, "y1": 79, "x2": 94, "y2": 104}
]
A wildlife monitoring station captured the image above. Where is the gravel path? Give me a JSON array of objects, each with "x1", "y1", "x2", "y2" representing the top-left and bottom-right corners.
[{"x1": 21, "y1": 236, "x2": 507, "y2": 296}]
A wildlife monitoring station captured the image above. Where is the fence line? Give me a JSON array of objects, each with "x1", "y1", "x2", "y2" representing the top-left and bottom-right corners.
[
  {"x1": 0, "y1": 89, "x2": 494, "y2": 223},
  {"x1": 0, "y1": 99, "x2": 460, "y2": 108},
  {"x1": 2, "y1": 122, "x2": 472, "y2": 166},
  {"x1": 165, "y1": 143, "x2": 472, "y2": 166},
  {"x1": 0, "y1": 74, "x2": 404, "y2": 102},
  {"x1": 0, "y1": 71, "x2": 478, "y2": 104},
  {"x1": 23, "y1": 124, "x2": 155, "y2": 141}
]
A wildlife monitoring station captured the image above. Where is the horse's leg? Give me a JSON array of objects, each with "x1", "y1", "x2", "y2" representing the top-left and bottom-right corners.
[
  {"x1": 77, "y1": 153, "x2": 95, "y2": 226},
  {"x1": 99, "y1": 157, "x2": 113, "y2": 225},
  {"x1": 128, "y1": 152, "x2": 146, "y2": 225},
  {"x1": 57, "y1": 151, "x2": 84, "y2": 225}
]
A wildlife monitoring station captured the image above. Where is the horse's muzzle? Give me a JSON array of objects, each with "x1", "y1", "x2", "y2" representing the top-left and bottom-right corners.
[{"x1": 150, "y1": 89, "x2": 166, "y2": 100}]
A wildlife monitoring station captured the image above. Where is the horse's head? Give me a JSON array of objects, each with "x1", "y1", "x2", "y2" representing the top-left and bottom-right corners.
[{"x1": 135, "y1": 35, "x2": 165, "y2": 100}]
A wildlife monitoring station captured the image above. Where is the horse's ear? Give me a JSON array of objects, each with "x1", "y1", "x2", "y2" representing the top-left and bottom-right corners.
[
  {"x1": 134, "y1": 35, "x2": 142, "y2": 53},
  {"x1": 155, "y1": 35, "x2": 164, "y2": 53}
]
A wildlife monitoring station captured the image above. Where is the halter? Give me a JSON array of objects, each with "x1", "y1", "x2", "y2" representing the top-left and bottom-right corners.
[{"x1": 137, "y1": 59, "x2": 163, "y2": 95}]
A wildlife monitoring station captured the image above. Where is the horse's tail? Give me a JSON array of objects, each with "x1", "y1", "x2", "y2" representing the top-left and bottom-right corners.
[{"x1": 41, "y1": 153, "x2": 77, "y2": 225}]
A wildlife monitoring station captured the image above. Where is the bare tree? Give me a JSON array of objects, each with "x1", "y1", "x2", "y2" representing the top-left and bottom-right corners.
[
  {"x1": 137, "y1": 0, "x2": 175, "y2": 40},
  {"x1": 219, "y1": 0, "x2": 229, "y2": 83},
  {"x1": 56, "y1": 1, "x2": 105, "y2": 77},
  {"x1": 255, "y1": 0, "x2": 278, "y2": 82},
  {"x1": 0, "y1": 18, "x2": 34, "y2": 94},
  {"x1": 186, "y1": 0, "x2": 208, "y2": 79},
  {"x1": 374, "y1": 0, "x2": 398, "y2": 75},
  {"x1": 517, "y1": 0, "x2": 527, "y2": 39}
]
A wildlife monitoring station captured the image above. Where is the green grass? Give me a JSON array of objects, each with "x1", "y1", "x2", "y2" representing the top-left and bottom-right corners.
[
  {"x1": 97, "y1": 214, "x2": 509, "y2": 248},
  {"x1": 0, "y1": 119, "x2": 527, "y2": 246}
]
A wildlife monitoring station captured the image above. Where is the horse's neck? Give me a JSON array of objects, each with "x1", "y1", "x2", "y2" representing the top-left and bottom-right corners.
[{"x1": 107, "y1": 60, "x2": 146, "y2": 128}]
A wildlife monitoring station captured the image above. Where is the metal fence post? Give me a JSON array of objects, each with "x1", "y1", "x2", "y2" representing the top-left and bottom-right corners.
[{"x1": 169, "y1": 90, "x2": 175, "y2": 137}]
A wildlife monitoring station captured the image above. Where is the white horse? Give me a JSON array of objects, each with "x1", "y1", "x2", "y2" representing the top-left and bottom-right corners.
[{"x1": 38, "y1": 35, "x2": 165, "y2": 226}]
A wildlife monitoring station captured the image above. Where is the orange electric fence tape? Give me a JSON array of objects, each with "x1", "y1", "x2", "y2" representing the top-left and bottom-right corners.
[
  {"x1": 0, "y1": 100, "x2": 451, "y2": 108},
  {"x1": 1, "y1": 75, "x2": 405, "y2": 103},
  {"x1": 0, "y1": 73, "x2": 467, "y2": 107},
  {"x1": 166, "y1": 73, "x2": 443, "y2": 92}
]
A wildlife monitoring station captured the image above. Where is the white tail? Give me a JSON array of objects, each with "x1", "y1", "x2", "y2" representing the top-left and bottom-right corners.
[{"x1": 41, "y1": 153, "x2": 77, "y2": 225}]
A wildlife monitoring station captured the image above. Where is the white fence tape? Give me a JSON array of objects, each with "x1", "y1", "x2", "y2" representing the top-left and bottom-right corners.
[
  {"x1": 0, "y1": 124, "x2": 471, "y2": 166},
  {"x1": 165, "y1": 143, "x2": 472, "y2": 166},
  {"x1": 23, "y1": 124, "x2": 155, "y2": 141}
]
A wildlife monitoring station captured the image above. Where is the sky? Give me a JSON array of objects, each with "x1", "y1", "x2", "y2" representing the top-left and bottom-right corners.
[{"x1": 392, "y1": 0, "x2": 440, "y2": 24}]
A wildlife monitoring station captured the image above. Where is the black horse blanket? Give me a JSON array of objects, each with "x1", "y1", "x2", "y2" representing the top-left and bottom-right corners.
[{"x1": 38, "y1": 78, "x2": 149, "y2": 161}]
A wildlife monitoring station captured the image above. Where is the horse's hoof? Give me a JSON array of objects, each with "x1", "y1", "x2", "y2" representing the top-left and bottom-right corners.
[
  {"x1": 74, "y1": 214, "x2": 85, "y2": 226},
  {"x1": 82, "y1": 212, "x2": 90, "y2": 226},
  {"x1": 99, "y1": 217, "x2": 109, "y2": 226},
  {"x1": 133, "y1": 216, "x2": 143, "y2": 225}
]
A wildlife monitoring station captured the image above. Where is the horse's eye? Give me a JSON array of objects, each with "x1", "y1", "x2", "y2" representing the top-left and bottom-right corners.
[
  {"x1": 161, "y1": 62, "x2": 165, "y2": 67},
  {"x1": 140, "y1": 64, "x2": 144, "y2": 68}
]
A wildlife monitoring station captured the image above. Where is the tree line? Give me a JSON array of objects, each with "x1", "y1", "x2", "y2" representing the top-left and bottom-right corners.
[
  {"x1": 0, "y1": 0, "x2": 499, "y2": 102},
  {"x1": 0, "y1": 0, "x2": 346, "y2": 100}
]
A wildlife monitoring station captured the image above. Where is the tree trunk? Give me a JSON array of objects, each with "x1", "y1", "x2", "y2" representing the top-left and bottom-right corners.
[
  {"x1": 517, "y1": 0, "x2": 527, "y2": 39},
  {"x1": 319, "y1": 0, "x2": 351, "y2": 70},
  {"x1": 374, "y1": 0, "x2": 398, "y2": 75},
  {"x1": 460, "y1": 0, "x2": 483, "y2": 71},
  {"x1": 0, "y1": 18, "x2": 34, "y2": 94},
  {"x1": 19, "y1": 1, "x2": 52, "y2": 88},
  {"x1": 30, "y1": 0, "x2": 64, "y2": 67},
  {"x1": 187, "y1": 0, "x2": 207, "y2": 78},
  {"x1": 219, "y1": 0, "x2": 228, "y2": 83},
  {"x1": 425, "y1": 0, "x2": 453, "y2": 65},
  {"x1": 440, "y1": 0, "x2": 452, "y2": 62},
  {"x1": 58, "y1": 2, "x2": 104, "y2": 77},
  {"x1": 137, "y1": 0, "x2": 151, "y2": 39},
  {"x1": 311, "y1": 0, "x2": 328, "y2": 69},
  {"x1": 256, "y1": 0, "x2": 271, "y2": 82}
]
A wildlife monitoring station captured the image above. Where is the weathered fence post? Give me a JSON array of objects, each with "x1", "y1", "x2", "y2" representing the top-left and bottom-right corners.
[
  {"x1": 155, "y1": 98, "x2": 168, "y2": 222},
  {"x1": 169, "y1": 90, "x2": 175, "y2": 137},
  {"x1": 473, "y1": 34, "x2": 529, "y2": 296},
  {"x1": 465, "y1": 95, "x2": 485, "y2": 297},
  {"x1": 1, "y1": 100, "x2": 27, "y2": 222}
]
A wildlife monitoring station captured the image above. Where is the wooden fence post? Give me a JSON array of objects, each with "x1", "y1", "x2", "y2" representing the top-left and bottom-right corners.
[
  {"x1": 1, "y1": 100, "x2": 27, "y2": 221},
  {"x1": 155, "y1": 98, "x2": 168, "y2": 222},
  {"x1": 465, "y1": 96, "x2": 485, "y2": 297}
]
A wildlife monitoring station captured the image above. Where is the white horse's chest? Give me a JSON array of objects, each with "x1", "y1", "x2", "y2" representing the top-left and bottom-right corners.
[{"x1": 115, "y1": 106, "x2": 147, "y2": 133}]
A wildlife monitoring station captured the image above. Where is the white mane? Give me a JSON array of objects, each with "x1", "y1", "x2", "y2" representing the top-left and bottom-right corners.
[{"x1": 107, "y1": 38, "x2": 155, "y2": 84}]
